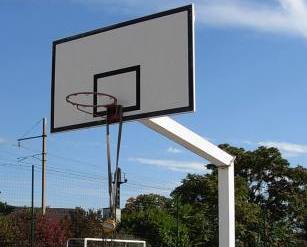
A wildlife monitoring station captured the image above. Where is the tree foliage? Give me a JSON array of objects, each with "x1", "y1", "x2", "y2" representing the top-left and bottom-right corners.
[
  {"x1": 121, "y1": 145, "x2": 307, "y2": 246},
  {"x1": 68, "y1": 207, "x2": 103, "y2": 238},
  {"x1": 0, "y1": 202, "x2": 14, "y2": 216},
  {"x1": 35, "y1": 214, "x2": 70, "y2": 247},
  {"x1": 0, "y1": 209, "x2": 70, "y2": 247},
  {"x1": 0, "y1": 145, "x2": 306, "y2": 246},
  {"x1": 121, "y1": 194, "x2": 189, "y2": 247}
]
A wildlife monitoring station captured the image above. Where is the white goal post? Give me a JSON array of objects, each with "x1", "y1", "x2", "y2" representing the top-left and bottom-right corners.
[{"x1": 67, "y1": 238, "x2": 146, "y2": 247}]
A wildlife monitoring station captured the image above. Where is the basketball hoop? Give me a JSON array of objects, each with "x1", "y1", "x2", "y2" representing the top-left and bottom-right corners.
[
  {"x1": 66, "y1": 91, "x2": 114, "y2": 114},
  {"x1": 66, "y1": 91, "x2": 123, "y2": 234}
]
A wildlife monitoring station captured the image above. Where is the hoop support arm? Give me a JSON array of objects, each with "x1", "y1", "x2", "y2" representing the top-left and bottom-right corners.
[
  {"x1": 140, "y1": 116, "x2": 234, "y2": 167},
  {"x1": 140, "y1": 116, "x2": 235, "y2": 247}
]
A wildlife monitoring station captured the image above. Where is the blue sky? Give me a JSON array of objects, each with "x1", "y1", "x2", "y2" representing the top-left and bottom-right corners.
[{"x1": 0, "y1": 0, "x2": 307, "y2": 209}]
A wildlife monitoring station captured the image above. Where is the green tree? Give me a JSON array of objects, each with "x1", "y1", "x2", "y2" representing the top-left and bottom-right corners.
[
  {"x1": 124, "y1": 194, "x2": 172, "y2": 213},
  {"x1": 120, "y1": 145, "x2": 306, "y2": 246},
  {"x1": 69, "y1": 207, "x2": 103, "y2": 238},
  {"x1": 171, "y1": 173, "x2": 219, "y2": 246},
  {"x1": 220, "y1": 144, "x2": 307, "y2": 246},
  {"x1": 0, "y1": 215, "x2": 17, "y2": 244},
  {"x1": 0, "y1": 201, "x2": 17, "y2": 245},
  {"x1": 121, "y1": 194, "x2": 189, "y2": 247},
  {"x1": 0, "y1": 201, "x2": 14, "y2": 216}
]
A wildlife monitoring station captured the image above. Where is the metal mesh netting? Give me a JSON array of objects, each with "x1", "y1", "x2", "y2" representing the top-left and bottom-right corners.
[
  {"x1": 0, "y1": 139, "x2": 178, "y2": 247},
  {"x1": 0, "y1": 154, "x2": 151, "y2": 247}
]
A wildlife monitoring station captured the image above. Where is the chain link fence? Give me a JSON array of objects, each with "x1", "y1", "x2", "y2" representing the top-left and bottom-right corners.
[{"x1": 0, "y1": 163, "x2": 150, "y2": 247}]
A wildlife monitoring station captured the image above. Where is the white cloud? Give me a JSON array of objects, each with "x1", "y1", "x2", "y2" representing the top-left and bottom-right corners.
[
  {"x1": 0, "y1": 138, "x2": 6, "y2": 144},
  {"x1": 130, "y1": 157, "x2": 207, "y2": 173},
  {"x1": 167, "y1": 146, "x2": 182, "y2": 154},
  {"x1": 198, "y1": 0, "x2": 307, "y2": 39},
  {"x1": 242, "y1": 140, "x2": 254, "y2": 145},
  {"x1": 72, "y1": 0, "x2": 307, "y2": 40},
  {"x1": 258, "y1": 141, "x2": 307, "y2": 157}
]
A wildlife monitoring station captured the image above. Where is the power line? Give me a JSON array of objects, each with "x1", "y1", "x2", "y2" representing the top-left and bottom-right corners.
[
  {"x1": 0, "y1": 161, "x2": 104, "y2": 183},
  {"x1": 0, "y1": 161, "x2": 173, "y2": 191},
  {"x1": 17, "y1": 143, "x2": 103, "y2": 170},
  {"x1": 1, "y1": 148, "x2": 94, "y2": 177},
  {"x1": 0, "y1": 152, "x2": 107, "y2": 184},
  {"x1": 20, "y1": 119, "x2": 43, "y2": 139},
  {"x1": 0, "y1": 149, "x2": 20, "y2": 157},
  {"x1": 14, "y1": 143, "x2": 169, "y2": 183},
  {"x1": 17, "y1": 160, "x2": 107, "y2": 181},
  {"x1": 2, "y1": 142, "x2": 177, "y2": 190},
  {"x1": 1, "y1": 145, "x2": 106, "y2": 179},
  {"x1": 1, "y1": 159, "x2": 106, "y2": 181},
  {"x1": 126, "y1": 182, "x2": 172, "y2": 191},
  {"x1": 47, "y1": 152, "x2": 102, "y2": 169}
]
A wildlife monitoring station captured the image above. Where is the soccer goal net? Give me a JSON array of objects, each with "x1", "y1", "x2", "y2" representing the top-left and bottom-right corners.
[{"x1": 67, "y1": 238, "x2": 146, "y2": 247}]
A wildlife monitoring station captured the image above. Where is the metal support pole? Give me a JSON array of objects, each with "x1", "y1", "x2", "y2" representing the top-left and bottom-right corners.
[
  {"x1": 31, "y1": 165, "x2": 35, "y2": 247},
  {"x1": 140, "y1": 116, "x2": 235, "y2": 247},
  {"x1": 42, "y1": 118, "x2": 47, "y2": 215},
  {"x1": 176, "y1": 196, "x2": 179, "y2": 247},
  {"x1": 106, "y1": 122, "x2": 113, "y2": 210},
  {"x1": 218, "y1": 162, "x2": 235, "y2": 247}
]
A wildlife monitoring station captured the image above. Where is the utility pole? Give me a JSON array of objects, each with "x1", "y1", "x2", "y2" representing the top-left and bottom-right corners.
[
  {"x1": 41, "y1": 118, "x2": 47, "y2": 215},
  {"x1": 31, "y1": 165, "x2": 35, "y2": 247},
  {"x1": 18, "y1": 118, "x2": 47, "y2": 215}
]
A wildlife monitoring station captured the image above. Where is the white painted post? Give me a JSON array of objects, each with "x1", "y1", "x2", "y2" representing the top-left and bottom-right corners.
[
  {"x1": 218, "y1": 163, "x2": 235, "y2": 247},
  {"x1": 140, "y1": 117, "x2": 234, "y2": 166},
  {"x1": 140, "y1": 116, "x2": 235, "y2": 247}
]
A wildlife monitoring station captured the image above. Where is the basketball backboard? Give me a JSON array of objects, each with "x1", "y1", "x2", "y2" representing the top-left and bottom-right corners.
[{"x1": 51, "y1": 5, "x2": 195, "y2": 133}]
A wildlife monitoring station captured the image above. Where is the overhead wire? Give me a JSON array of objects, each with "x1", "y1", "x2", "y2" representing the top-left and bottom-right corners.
[
  {"x1": 47, "y1": 152, "x2": 102, "y2": 170},
  {"x1": 19, "y1": 118, "x2": 43, "y2": 139},
  {"x1": 1, "y1": 148, "x2": 105, "y2": 181},
  {"x1": 1, "y1": 142, "x2": 176, "y2": 192},
  {"x1": 126, "y1": 182, "x2": 173, "y2": 191},
  {"x1": 0, "y1": 160, "x2": 173, "y2": 192},
  {"x1": 3, "y1": 143, "x2": 105, "y2": 177},
  {"x1": 18, "y1": 160, "x2": 107, "y2": 182},
  {"x1": 14, "y1": 143, "x2": 174, "y2": 185},
  {"x1": 17, "y1": 143, "x2": 103, "y2": 170},
  {"x1": 0, "y1": 161, "x2": 104, "y2": 183}
]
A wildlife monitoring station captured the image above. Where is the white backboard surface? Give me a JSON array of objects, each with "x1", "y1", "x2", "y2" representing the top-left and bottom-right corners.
[{"x1": 51, "y1": 5, "x2": 195, "y2": 133}]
